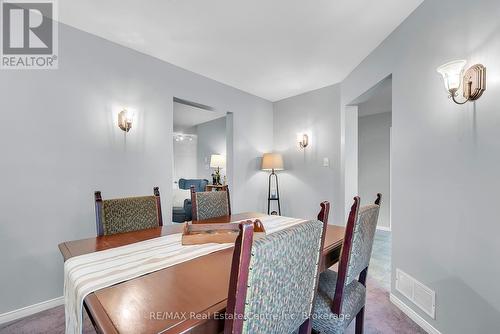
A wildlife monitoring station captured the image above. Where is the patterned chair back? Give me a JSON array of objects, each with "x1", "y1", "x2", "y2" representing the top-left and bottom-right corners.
[
  {"x1": 94, "y1": 187, "x2": 163, "y2": 236},
  {"x1": 332, "y1": 194, "x2": 381, "y2": 315},
  {"x1": 225, "y1": 202, "x2": 330, "y2": 334},
  {"x1": 191, "y1": 186, "x2": 231, "y2": 220},
  {"x1": 345, "y1": 204, "x2": 380, "y2": 285}
]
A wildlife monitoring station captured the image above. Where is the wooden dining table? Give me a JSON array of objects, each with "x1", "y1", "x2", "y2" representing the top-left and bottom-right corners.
[{"x1": 59, "y1": 212, "x2": 345, "y2": 334}]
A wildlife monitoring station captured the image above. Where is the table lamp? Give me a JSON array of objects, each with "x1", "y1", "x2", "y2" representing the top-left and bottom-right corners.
[
  {"x1": 210, "y1": 154, "x2": 226, "y2": 185},
  {"x1": 261, "y1": 153, "x2": 284, "y2": 215}
]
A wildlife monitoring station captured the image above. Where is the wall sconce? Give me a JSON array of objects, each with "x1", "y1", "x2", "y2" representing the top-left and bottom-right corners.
[
  {"x1": 118, "y1": 109, "x2": 134, "y2": 132},
  {"x1": 437, "y1": 60, "x2": 486, "y2": 105},
  {"x1": 297, "y1": 133, "x2": 309, "y2": 149}
]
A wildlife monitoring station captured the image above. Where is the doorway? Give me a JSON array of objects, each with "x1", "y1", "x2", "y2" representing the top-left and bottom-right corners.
[
  {"x1": 171, "y1": 98, "x2": 232, "y2": 223},
  {"x1": 346, "y1": 75, "x2": 392, "y2": 290}
]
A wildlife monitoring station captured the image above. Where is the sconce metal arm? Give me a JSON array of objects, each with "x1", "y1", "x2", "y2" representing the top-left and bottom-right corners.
[
  {"x1": 449, "y1": 81, "x2": 473, "y2": 105},
  {"x1": 451, "y1": 94, "x2": 469, "y2": 105}
]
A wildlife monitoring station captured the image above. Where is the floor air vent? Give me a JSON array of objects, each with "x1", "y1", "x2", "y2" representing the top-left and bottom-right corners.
[{"x1": 395, "y1": 269, "x2": 435, "y2": 319}]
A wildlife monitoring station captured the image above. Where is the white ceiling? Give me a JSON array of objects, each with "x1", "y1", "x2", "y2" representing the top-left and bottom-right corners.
[
  {"x1": 173, "y1": 102, "x2": 226, "y2": 133},
  {"x1": 59, "y1": 0, "x2": 423, "y2": 102}
]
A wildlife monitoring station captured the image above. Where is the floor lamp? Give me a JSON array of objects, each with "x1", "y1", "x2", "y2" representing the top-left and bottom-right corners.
[{"x1": 261, "y1": 153, "x2": 284, "y2": 215}]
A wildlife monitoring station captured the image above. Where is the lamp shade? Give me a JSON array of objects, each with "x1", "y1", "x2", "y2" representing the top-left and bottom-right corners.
[
  {"x1": 261, "y1": 153, "x2": 284, "y2": 171},
  {"x1": 210, "y1": 154, "x2": 226, "y2": 168},
  {"x1": 437, "y1": 60, "x2": 466, "y2": 92}
]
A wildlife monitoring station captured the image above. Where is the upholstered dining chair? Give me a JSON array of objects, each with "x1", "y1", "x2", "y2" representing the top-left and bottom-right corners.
[
  {"x1": 190, "y1": 185, "x2": 231, "y2": 220},
  {"x1": 311, "y1": 194, "x2": 382, "y2": 334},
  {"x1": 172, "y1": 178, "x2": 209, "y2": 222},
  {"x1": 94, "y1": 187, "x2": 163, "y2": 236},
  {"x1": 224, "y1": 202, "x2": 330, "y2": 334}
]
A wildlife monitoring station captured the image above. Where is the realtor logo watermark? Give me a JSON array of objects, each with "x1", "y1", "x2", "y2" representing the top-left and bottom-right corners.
[{"x1": 1, "y1": 0, "x2": 58, "y2": 69}]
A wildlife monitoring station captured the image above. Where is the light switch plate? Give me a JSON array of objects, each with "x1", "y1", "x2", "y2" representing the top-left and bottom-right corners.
[{"x1": 323, "y1": 157, "x2": 329, "y2": 167}]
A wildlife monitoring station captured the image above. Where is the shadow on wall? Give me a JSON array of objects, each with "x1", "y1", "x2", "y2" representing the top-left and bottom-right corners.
[
  {"x1": 249, "y1": 156, "x2": 263, "y2": 177},
  {"x1": 468, "y1": 6, "x2": 500, "y2": 57},
  {"x1": 432, "y1": 277, "x2": 500, "y2": 333},
  {"x1": 225, "y1": 154, "x2": 269, "y2": 213},
  {"x1": 278, "y1": 171, "x2": 325, "y2": 219}
]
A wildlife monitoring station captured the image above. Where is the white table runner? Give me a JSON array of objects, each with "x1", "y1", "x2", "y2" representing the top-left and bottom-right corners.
[{"x1": 64, "y1": 215, "x2": 306, "y2": 334}]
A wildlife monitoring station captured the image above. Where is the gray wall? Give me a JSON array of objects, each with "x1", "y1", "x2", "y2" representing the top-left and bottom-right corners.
[
  {"x1": 343, "y1": 106, "x2": 359, "y2": 224},
  {"x1": 358, "y1": 112, "x2": 391, "y2": 229},
  {"x1": 196, "y1": 117, "x2": 227, "y2": 180},
  {"x1": 0, "y1": 24, "x2": 273, "y2": 314},
  {"x1": 273, "y1": 0, "x2": 500, "y2": 332},
  {"x1": 173, "y1": 136, "x2": 198, "y2": 180},
  {"x1": 339, "y1": 0, "x2": 500, "y2": 332},
  {"x1": 273, "y1": 84, "x2": 342, "y2": 220}
]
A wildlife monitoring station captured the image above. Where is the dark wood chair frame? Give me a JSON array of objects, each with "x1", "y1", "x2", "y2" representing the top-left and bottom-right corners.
[
  {"x1": 224, "y1": 201, "x2": 330, "y2": 334},
  {"x1": 190, "y1": 185, "x2": 231, "y2": 221},
  {"x1": 94, "y1": 187, "x2": 163, "y2": 237},
  {"x1": 331, "y1": 193, "x2": 382, "y2": 334}
]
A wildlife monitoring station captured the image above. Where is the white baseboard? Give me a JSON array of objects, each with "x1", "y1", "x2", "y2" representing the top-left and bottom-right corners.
[
  {"x1": 390, "y1": 293, "x2": 441, "y2": 334},
  {"x1": 376, "y1": 226, "x2": 391, "y2": 232},
  {"x1": 0, "y1": 296, "x2": 64, "y2": 325}
]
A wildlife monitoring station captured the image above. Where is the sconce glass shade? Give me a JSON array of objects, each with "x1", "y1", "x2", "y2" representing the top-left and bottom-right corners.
[
  {"x1": 436, "y1": 60, "x2": 467, "y2": 92},
  {"x1": 297, "y1": 133, "x2": 309, "y2": 149},
  {"x1": 210, "y1": 154, "x2": 226, "y2": 169},
  {"x1": 118, "y1": 109, "x2": 134, "y2": 132},
  {"x1": 261, "y1": 153, "x2": 284, "y2": 171}
]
